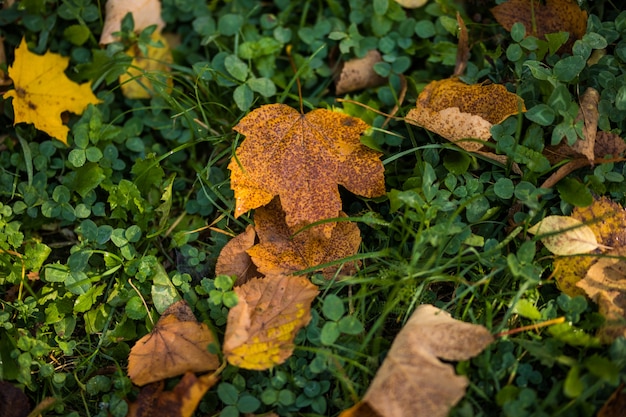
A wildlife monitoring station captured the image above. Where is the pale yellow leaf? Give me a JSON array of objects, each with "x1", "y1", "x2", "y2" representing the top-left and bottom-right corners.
[{"x1": 528, "y1": 215, "x2": 599, "y2": 255}]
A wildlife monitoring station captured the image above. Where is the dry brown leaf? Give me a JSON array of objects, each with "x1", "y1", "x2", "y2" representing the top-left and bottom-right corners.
[
  {"x1": 569, "y1": 88, "x2": 600, "y2": 162},
  {"x1": 528, "y1": 215, "x2": 599, "y2": 256},
  {"x1": 223, "y1": 274, "x2": 319, "y2": 370},
  {"x1": 340, "y1": 304, "x2": 493, "y2": 417},
  {"x1": 335, "y1": 50, "x2": 387, "y2": 95},
  {"x1": 598, "y1": 383, "x2": 626, "y2": 417},
  {"x1": 100, "y1": 0, "x2": 165, "y2": 44},
  {"x1": 576, "y1": 247, "x2": 626, "y2": 342},
  {"x1": 229, "y1": 104, "x2": 385, "y2": 238},
  {"x1": 595, "y1": 131, "x2": 626, "y2": 159},
  {"x1": 127, "y1": 372, "x2": 219, "y2": 417},
  {"x1": 215, "y1": 224, "x2": 259, "y2": 286},
  {"x1": 491, "y1": 0, "x2": 587, "y2": 54},
  {"x1": 0, "y1": 381, "x2": 30, "y2": 417},
  {"x1": 120, "y1": 32, "x2": 173, "y2": 99},
  {"x1": 454, "y1": 13, "x2": 469, "y2": 77},
  {"x1": 405, "y1": 78, "x2": 525, "y2": 152},
  {"x1": 128, "y1": 300, "x2": 220, "y2": 386},
  {"x1": 247, "y1": 198, "x2": 361, "y2": 279}
]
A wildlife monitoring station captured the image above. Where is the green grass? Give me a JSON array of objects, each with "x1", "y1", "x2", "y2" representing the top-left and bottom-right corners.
[{"x1": 1, "y1": 0, "x2": 626, "y2": 416}]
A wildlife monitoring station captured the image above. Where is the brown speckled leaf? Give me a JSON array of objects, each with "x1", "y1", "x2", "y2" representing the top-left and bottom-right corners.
[
  {"x1": 339, "y1": 304, "x2": 493, "y2": 417},
  {"x1": 215, "y1": 225, "x2": 259, "y2": 286},
  {"x1": 247, "y1": 198, "x2": 361, "y2": 279},
  {"x1": 229, "y1": 104, "x2": 385, "y2": 237},
  {"x1": 491, "y1": 0, "x2": 587, "y2": 53}
]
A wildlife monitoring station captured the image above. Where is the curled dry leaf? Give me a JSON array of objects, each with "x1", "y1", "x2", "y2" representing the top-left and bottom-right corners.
[
  {"x1": 570, "y1": 88, "x2": 600, "y2": 163},
  {"x1": 223, "y1": 274, "x2": 319, "y2": 370},
  {"x1": 340, "y1": 304, "x2": 493, "y2": 417},
  {"x1": 2, "y1": 38, "x2": 102, "y2": 144},
  {"x1": 100, "y1": 0, "x2": 165, "y2": 44},
  {"x1": 128, "y1": 372, "x2": 219, "y2": 417},
  {"x1": 491, "y1": 0, "x2": 587, "y2": 53},
  {"x1": 552, "y1": 197, "x2": 626, "y2": 296},
  {"x1": 405, "y1": 78, "x2": 525, "y2": 152},
  {"x1": 247, "y1": 198, "x2": 362, "y2": 279},
  {"x1": 335, "y1": 50, "x2": 387, "y2": 95},
  {"x1": 528, "y1": 215, "x2": 599, "y2": 256},
  {"x1": 576, "y1": 247, "x2": 626, "y2": 343},
  {"x1": 215, "y1": 224, "x2": 259, "y2": 286},
  {"x1": 128, "y1": 300, "x2": 220, "y2": 386},
  {"x1": 120, "y1": 32, "x2": 173, "y2": 99},
  {"x1": 229, "y1": 104, "x2": 385, "y2": 238}
]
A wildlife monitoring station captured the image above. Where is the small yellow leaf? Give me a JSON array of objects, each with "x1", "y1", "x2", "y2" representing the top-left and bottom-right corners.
[
  {"x1": 223, "y1": 274, "x2": 318, "y2": 370},
  {"x1": 528, "y1": 215, "x2": 598, "y2": 256},
  {"x1": 3, "y1": 38, "x2": 102, "y2": 144},
  {"x1": 120, "y1": 32, "x2": 173, "y2": 99}
]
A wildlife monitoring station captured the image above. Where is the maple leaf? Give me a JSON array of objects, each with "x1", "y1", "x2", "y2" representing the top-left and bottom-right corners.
[
  {"x1": 100, "y1": 0, "x2": 165, "y2": 44},
  {"x1": 247, "y1": 197, "x2": 362, "y2": 278},
  {"x1": 120, "y1": 32, "x2": 173, "y2": 99},
  {"x1": 127, "y1": 372, "x2": 218, "y2": 417},
  {"x1": 491, "y1": 0, "x2": 587, "y2": 54},
  {"x1": 3, "y1": 38, "x2": 102, "y2": 144},
  {"x1": 229, "y1": 103, "x2": 386, "y2": 237},
  {"x1": 340, "y1": 304, "x2": 493, "y2": 417},
  {"x1": 128, "y1": 300, "x2": 220, "y2": 386},
  {"x1": 223, "y1": 274, "x2": 319, "y2": 370}
]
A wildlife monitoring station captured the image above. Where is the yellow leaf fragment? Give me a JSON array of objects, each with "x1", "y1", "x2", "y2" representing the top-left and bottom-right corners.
[
  {"x1": 405, "y1": 78, "x2": 525, "y2": 151},
  {"x1": 128, "y1": 300, "x2": 220, "y2": 386},
  {"x1": 100, "y1": 0, "x2": 165, "y2": 44},
  {"x1": 3, "y1": 38, "x2": 102, "y2": 144},
  {"x1": 120, "y1": 32, "x2": 173, "y2": 99},
  {"x1": 528, "y1": 215, "x2": 599, "y2": 256},
  {"x1": 247, "y1": 198, "x2": 362, "y2": 279},
  {"x1": 229, "y1": 103, "x2": 385, "y2": 238},
  {"x1": 394, "y1": 0, "x2": 428, "y2": 8},
  {"x1": 340, "y1": 304, "x2": 493, "y2": 417},
  {"x1": 223, "y1": 275, "x2": 319, "y2": 370}
]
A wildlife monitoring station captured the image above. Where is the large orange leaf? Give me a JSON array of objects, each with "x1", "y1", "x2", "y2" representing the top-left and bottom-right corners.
[
  {"x1": 340, "y1": 305, "x2": 493, "y2": 417},
  {"x1": 229, "y1": 104, "x2": 385, "y2": 237},
  {"x1": 223, "y1": 274, "x2": 319, "y2": 370},
  {"x1": 492, "y1": 0, "x2": 587, "y2": 53},
  {"x1": 3, "y1": 38, "x2": 102, "y2": 144},
  {"x1": 128, "y1": 300, "x2": 220, "y2": 386},
  {"x1": 247, "y1": 198, "x2": 361, "y2": 279}
]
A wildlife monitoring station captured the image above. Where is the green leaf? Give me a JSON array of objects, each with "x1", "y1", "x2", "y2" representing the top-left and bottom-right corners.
[
  {"x1": 320, "y1": 322, "x2": 340, "y2": 345},
  {"x1": 218, "y1": 14, "x2": 244, "y2": 36},
  {"x1": 237, "y1": 395, "x2": 261, "y2": 413},
  {"x1": 584, "y1": 355, "x2": 620, "y2": 385},
  {"x1": 74, "y1": 283, "x2": 106, "y2": 313},
  {"x1": 218, "y1": 382, "x2": 239, "y2": 405},
  {"x1": 554, "y1": 56, "x2": 586, "y2": 82},
  {"x1": 564, "y1": 365, "x2": 584, "y2": 398},
  {"x1": 150, "y1": 262, "x2": 180, "y2": 313},
  {"x1": 225, "y1": 54, "x2": 248, "y2": 82},
  {"x1": 514, "y1": 299, "x2": 542, "y2": 320},
  {"x1": 63, "y1": 24, "x2": 91, "y2": 46},
  {"x1": 247, "y1": 77, "x2": 276, "y2": 97},
  {"x1": 525, "y1": 104, "x2": 555, "y2": 126},
  {"x1": 322, "y1": 295, "x2": 344, "y2": 321},
  {"x1": 557, "y1": 177, "x2": 593, "y2": 207},
  {"x1": 125, "y1": 296, "x2": 147, "y2": 320},
  {"x1": 338, "y1": 316, "x2": 364, "y2": 335},
  {"x1": 494, "y1": 178, "x2": 514, "y2": 199}
]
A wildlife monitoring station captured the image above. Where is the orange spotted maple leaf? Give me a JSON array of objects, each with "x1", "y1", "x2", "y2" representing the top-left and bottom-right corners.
[{"x1": 229, "y1": 104, "x2": 385, "y2": 237}]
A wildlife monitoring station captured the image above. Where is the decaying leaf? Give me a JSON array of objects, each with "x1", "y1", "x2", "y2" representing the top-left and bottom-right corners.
[
  {"x1": 394, "y1": 0, "x2": 428, "y2": 8},
  {"x1": 2, "y1": 38, "x2": 102, "y2": 144},
  {"x1": 128, "y1": 300, "x2": 220, "y2": 386},
  {"x1": 528, "y1": 215, "x2": 599, "y2": 256},
  {"x1": 598, "y1": 383, "x2": 626, "y2": 417},
  {"x1": 570, "y1": 88, "x2": 600, "y2": 163},
  {"x1": 120, "y1": 32, "x2": 173, "y2": 99},
  {"x1": 340, "y1": 304, "x2": 493, "y2": 417},
  {"x1": 405, "y1": 78, "x2": 525, "y2": 152},
  {"x1": 552, "y1": 197, "x2": 626, "y2": 296},
  {"x1": 335, "y1": 50, "x2": 387, "y2": 95},
  {"x1": 0, "y1": 381, "x2": 30, "y2": 417},
  {"x1": 229, "y1": 104, "x2": 385, "y2": 237},
  {"x1": 595, "y1": 131, "x2": 626, "y2": 159},
  {"x1": 127, "y1": 372, "x2": 218, "y2": 417},
  {"x1": 491, "y1": 0, "x2": 587, "y2": 53},
  {"x1": 576, "y1": 247, "x2": 626, "y2": 342},
  {"x1": 247, "y1": 198, "x2": 362, "y2": 279},
  {"x1": 100, "y1": 0, "x2": 165, "y2": 44},
  {"x1": 215, "y1": 224, "x2": 259, "y2": 286},
  {"x1": 223, "y1": 274, "x2": 319, "y2": 370}
]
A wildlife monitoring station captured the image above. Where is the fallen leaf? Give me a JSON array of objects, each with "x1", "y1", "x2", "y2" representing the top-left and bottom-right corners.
[
  {"x1": 340, "y1": 304, "x2": 493, "y2": 417},
  {"x1": 100, "y1": 0, "x2": 165, "y2": 44},
  {"x1": 570, "y1": 88, "x2": 600, "y2": 163},
  {"x1": 128, "y1": 372, "x2": 218, "y2": 417},
  {"x1": 491, "y1": 0, "x2": 587, "y2": 53},
  {"x1": 247, "y1": 198, "x2": 362, "y2": 279},
  {"x1": 576, "y1": 247, "x2": 626, "y2": 342},
  {"x1": 229, "y1": 103, "x2": 385, "y2": 237},
  {"x1": 406, "y1": 78, "x2": 525, "y2": 152},
  {"x1": 394, "y1": 0, "x2": 428, "y2": 8},
  {"x1": 128, "y1": 300, "x2": 220, "y2": 386},
  {"x1": 552, "y1": 197, "x2": 626, "y2": 296},
  {"x1": 223, "y1": 274, "x2": 319, "y2": 370},
  {"x1": 598, "y1": 383, "x2": 626, "y2": 417},
  {"x1": 453, "y1": 13, "x2": 469, "y2": 77},
  {"x1": 0, "y1": 381, "x2": 30, "y2": 417},
  {"x1": 335, "y1": 50, "x2": 387, "y2": 95},
  {"x1": 2, "y1": 38, "x2": 102, "y2": 144},
  {"x1": 120, "y1": 32, "x2": 173, "y2": 99},
  {"x1": 528, "y1": 215, "x2": 599, "y2": 256},
  {"x1": 215, "y1": 224, "x2": 259, "y2": 286},
  {"x1": 595, "y1": 131, "x2": 626, "y2": 159}
]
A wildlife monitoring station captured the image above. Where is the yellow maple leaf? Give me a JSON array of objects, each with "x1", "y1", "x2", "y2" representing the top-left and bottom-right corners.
[{"x1": 3, "y1": 38, "x2": 102, "y2": 144}]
